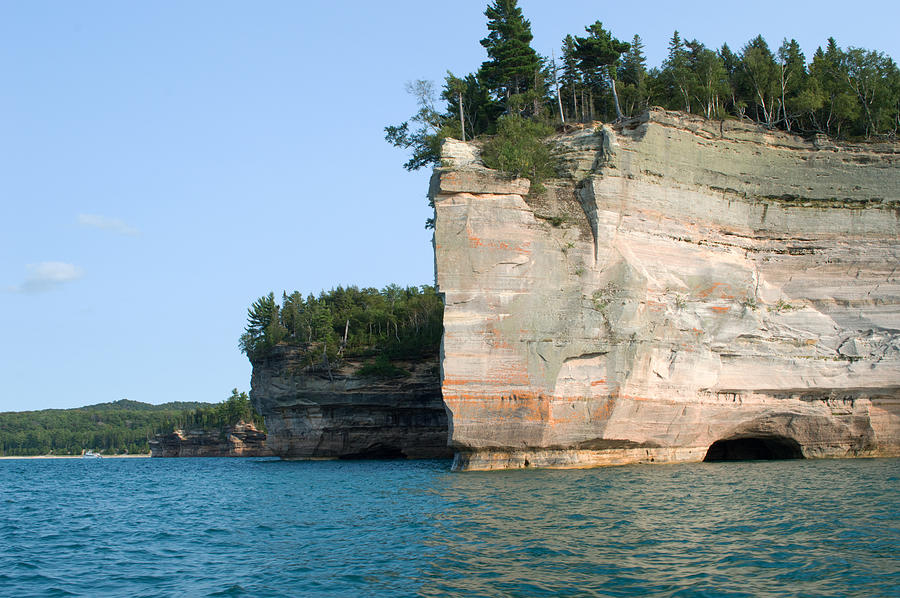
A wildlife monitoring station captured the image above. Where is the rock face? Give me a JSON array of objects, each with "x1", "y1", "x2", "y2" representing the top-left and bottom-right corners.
[
  {"x1": 433, "y1": 108, "x2": 900, "y2": 471},
  {"x1": 249, "y1": 346, "x2": 451, "y2": 459},
  {"x1": 149, "y1": 422, "x2": 272, "y2": 457}
]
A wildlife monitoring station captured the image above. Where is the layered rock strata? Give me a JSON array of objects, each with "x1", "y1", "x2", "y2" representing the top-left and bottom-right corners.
[
  {"x1": 149, "y1": 422, "x2": 272, "y2": 457},
  {"x1": 433, "y1": 108, "x2": 900, "y2": 471},
  {"x1": 250, "y1": 346, "x2": 450, "y2": 459}
]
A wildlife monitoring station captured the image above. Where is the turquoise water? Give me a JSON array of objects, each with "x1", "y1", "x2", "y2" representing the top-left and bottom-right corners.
[{"x1": 1, "y1": 458, "x2": 897, "y2": 597}]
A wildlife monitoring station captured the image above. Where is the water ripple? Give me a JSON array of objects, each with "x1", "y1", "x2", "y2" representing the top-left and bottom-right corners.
[{"x1": 0, "y1": 458, "x2": 897, "y2": 597}]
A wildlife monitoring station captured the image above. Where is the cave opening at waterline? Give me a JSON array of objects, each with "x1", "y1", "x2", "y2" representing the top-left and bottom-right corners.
[{"x1": 703, "y1": 436, "x2": 804, "y2": 461}]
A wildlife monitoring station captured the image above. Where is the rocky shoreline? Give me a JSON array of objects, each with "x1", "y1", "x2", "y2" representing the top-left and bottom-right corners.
[{"x1": 149, "y1": 421, "x2": 272, "y2": 458}]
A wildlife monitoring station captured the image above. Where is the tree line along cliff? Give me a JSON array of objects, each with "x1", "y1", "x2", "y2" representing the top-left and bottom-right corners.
[
  {"x1": 0, "y1": 391, "x2": 262, "y2": 456},
  {"x1": 388, "y1": 0, "x2": 900, "y2": 185},
  {"x1": 240, "y1": 285, "x2": 449, "y2": 461},
  {"x1": 239, "y1": 284, "x2": 443, "y2": 375}
]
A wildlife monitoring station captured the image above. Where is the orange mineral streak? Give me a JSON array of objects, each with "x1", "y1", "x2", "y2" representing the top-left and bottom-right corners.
[
  {"x1": 710, "y1": 306, "x2": 730, "y2": 313},
  {"x1": 444, "y1": 393, "x2": 551, "y2": 421},
  {"x1": 696, "y1": 282, "x2": 735, "y2": 300},
  {"x1": 442, "y1": 370, "x2": 531, "y2": 386},
  {"x1": 591, "y1": 399, "x2": 614, "y2": 420},
  {"x1": 443, "y1": 390, "x2": 622, "y2": 431},
  {"x1": 465, "y1": 221, "x2": 533, "y2": 254},
  {"x1": 468, "y1": 236, "x2": 533, "y2": 254}
]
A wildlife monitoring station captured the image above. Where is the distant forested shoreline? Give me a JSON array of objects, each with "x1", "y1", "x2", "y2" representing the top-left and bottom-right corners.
[{"x1": 0, "y1": 391, "x2": 263, "y2": 456}]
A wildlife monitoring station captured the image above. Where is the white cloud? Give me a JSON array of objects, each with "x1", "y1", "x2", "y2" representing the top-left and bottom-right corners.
[
  {"x1": 77, "y1": 213, "x2": 139, "y2": 236},
  {"x1": 8, "y1": 261, "x2": 85, "y2": 293}
]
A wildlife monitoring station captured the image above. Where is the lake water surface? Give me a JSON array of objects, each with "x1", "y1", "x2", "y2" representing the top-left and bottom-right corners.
[{"x1": 1, "y1": 457, "x2": 897, "y2": 597}]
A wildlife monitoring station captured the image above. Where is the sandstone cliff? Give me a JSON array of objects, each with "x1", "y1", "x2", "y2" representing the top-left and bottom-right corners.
[
  {"x1": 433, "y1": 108, "x2": 900, "y2": 470},
  {"x1": 249, "y1": 346, "x2": 450, "y2": 459},
  {"x1": 149, "y1": 421, "x2": 272, "y2": 458}
]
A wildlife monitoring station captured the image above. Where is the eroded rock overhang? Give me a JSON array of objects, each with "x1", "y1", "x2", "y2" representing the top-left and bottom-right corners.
[{"x1": 432, "y1": 108, "x2": 900, "y2": 471}]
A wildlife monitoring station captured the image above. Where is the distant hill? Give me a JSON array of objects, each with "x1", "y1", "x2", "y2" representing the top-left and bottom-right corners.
[
  {"x1": 77, "y1": 399, "x2": 213, "y2": 412},
  {"x1": 0, "y1": 399, "x2": 217, "y2": 456}
]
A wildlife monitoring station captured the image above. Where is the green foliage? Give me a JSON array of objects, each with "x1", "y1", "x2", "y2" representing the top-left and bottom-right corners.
[
  {"x1": 240, "y1": 284, "x2": 444, "y2": 364},
  {"x1": 479, "y1": 0, "x2": 543, "y2": 107},
  {"x1": 177, "y1": 389, "x2": 264, "y2": 432},
  {"x1": 480, "y1": 114, "x2": 556, "y2": 190},
  {"x1": 591, "y1": 282, "x2": 620, "y2": 311},
  {"x1": 0, "y1": 391, "x2": 266, "y2": 456},
  {"x1": 843, "y1": 47, "x2": 899, "y2": 138},
  {"x1": 239, "y1": 292, "x2": 286, "y2": 360},
  {"x1": 537, "y1": 214, "x2": 569, "y2": 227},
  {"x1": 573, "y1": 21, "x2": 630, "y2": 120},
  {"x1": 559, "y1": 34, "x2": 584, "y2": 121},
  {"x1": 357, "y1": 355, "x2": 411, "y2": 379},
  {"x1": 440, "y1": 72, "x2": 502, "y2": 141},
  {"x1": 647, "y1": 31, "x2": 900, "y2": 139},
  {"x1": 574, "y1": 22, "x2": 630, "y2": 83},
  {"x1": 739, "y1": 35, "x2": 780, "y2": 126},
  {"x1": 618, "y1": 34, "x2": 649, "y2": 117},
  {"x1": 387, "y1": 7, "x2": 900, "y2": 184},
  {"x1": 386, "y1": 0, "x2": 545, "y2": 178},
  {"x1": 687, "y1": 40, "x2": 730, "y2": 119},
  {"x1": 0, "y1": 400, "x2": 211, "y2": 456},
  {"x1": 770, "y1": 299, "x2": 797, "y2": 313},
  {"x1": 661, "y1": 31, "x2": 695, "y2": 113},
  {"x1": 384, "y1": 80, "x2": 450, "y2": 171}
]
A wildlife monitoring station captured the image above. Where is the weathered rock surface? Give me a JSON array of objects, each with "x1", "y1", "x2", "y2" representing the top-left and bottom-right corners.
[
  {"x1": 433, "y1": 108, "x2": 900, "y2": 471},
  {"x1": 149, "y1": 422, "x2": 272, "y2": 457},
  {"x1": 249, "y1": 346, "x2": 450, "y2": 459}
]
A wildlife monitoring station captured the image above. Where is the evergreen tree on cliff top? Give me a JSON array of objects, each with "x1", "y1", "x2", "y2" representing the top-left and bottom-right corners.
[
  {"x1": 574, "y1": 21, "x2": 630, "y2": 120},
  {"x1": 618, "y1": 34, "x2": 649, "y2": 117},
  {"x1": 478, "y1": 0, "x2": 542, "y2": 107}
]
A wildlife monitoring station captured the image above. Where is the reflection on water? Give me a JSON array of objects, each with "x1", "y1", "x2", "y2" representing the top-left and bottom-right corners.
[
  {"x1": 1, "y1": 457, "x2": 897, "y2": 597},
  {"x1": 417, "y1": 461, "x2": 899, "y2": 597}
]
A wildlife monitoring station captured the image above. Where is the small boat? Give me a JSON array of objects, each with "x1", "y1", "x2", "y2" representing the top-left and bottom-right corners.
[{"x1": 82, "y1": 450, "x2": 102, "y2": 459}]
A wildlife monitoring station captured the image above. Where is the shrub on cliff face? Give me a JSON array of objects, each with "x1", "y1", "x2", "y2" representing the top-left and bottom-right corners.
[
  {"x1": 357, "y1": 355, "x2": 411, "y2": 379},
  {"x1": 480, "y1": 114, "x2": 556, "y2": 191}
]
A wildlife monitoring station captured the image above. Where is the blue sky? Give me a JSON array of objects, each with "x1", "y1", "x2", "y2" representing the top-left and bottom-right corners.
[{"x1": 2, "y1": 1, "x2": 897, "y2": 412}]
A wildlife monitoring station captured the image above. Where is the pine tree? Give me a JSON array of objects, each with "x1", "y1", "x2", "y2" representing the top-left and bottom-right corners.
[
  {"x1": 478, "y1": 0, "x2": 543, "y2": 108},
  {"x1": 239, "y1": 292, "x2": 282, "y2": 357},
  {"x1": 573, "y1": 21, "x2": 630, "y2": 120},
  {"x1": 718, "y1": 43, "x2": 744, "y2": 117},
  {"x1": 619, "y1": 34, "x2": 648, "y2": 116},
  {"x1": 560, "y1": 34, "x2": 582, "y2": 121},
  {"x1": 444, "y1": 72, "x2": 468, "y2": 141},
  {"x1": 809, "y1": 39, "x2": 859, "y2": 137},
  {"x1": 662, "y1": 31, "x2": 694, "y2": 113}
]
